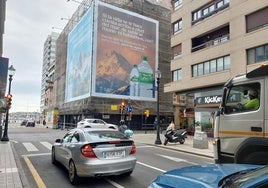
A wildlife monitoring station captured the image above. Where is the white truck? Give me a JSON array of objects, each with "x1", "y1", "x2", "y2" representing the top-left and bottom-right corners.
[{"x1": 213, "y1": 65, "x2": 268, "y2": 164}]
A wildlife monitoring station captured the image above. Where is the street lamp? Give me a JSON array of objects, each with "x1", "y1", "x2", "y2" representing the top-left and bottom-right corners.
[
  {"x1": 154, "y1": 68, "x2": 162, "y2": 145},
  {"x1": 1, "y1": 65, "x2": 16, "y2": 142}
]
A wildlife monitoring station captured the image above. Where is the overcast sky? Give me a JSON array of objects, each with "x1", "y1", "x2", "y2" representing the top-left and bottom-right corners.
[{"x1": 3, "y1": 0, "x2": 79, "y2": 112}]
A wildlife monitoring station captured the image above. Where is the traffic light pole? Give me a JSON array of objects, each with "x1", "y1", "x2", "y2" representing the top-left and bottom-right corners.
[{"x1": 1, "y1": 74, "x2": 13, "y2": 141}]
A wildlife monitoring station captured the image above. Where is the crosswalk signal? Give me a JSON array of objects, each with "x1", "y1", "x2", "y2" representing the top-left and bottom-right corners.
[{"x1": 6, "y1": 94, "x2": 12, "y2": 109}]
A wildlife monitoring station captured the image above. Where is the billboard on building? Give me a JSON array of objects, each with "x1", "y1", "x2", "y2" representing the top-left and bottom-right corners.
[
  {"x1": 65, "y1": 1, "x2": 159, "y2": 103},
  {"x1": 65, "y1": 5, "x2": 94, "y2": 102},
  {"x1": 0, "y1": 57, "x2": 9, "y2": 97},
  {"x1": 92, "y1": 1, "x2": 159, "y2": 101}
]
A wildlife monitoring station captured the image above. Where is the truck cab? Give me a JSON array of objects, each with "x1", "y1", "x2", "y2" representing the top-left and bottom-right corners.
[{"x1": 214, "y1": 65, "x2": 268, "y2": 164}]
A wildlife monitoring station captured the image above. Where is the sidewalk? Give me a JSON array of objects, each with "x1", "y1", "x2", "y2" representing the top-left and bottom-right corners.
[
  {"x1": 0, "y1": 141, "x2": 22, "y2": 188},
  {"x1": 132, "y1": 131, "x2": 214, "y2": 158},
  {"x1": 0, "y1": 130, "x2": 214, "y2": 188}
]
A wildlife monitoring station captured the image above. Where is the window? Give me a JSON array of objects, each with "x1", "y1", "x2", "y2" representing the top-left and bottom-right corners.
[
  {"x1": 246, "y1": 7, "x2": 268, "y2": 32},
  {"x1": 173, "y1": 19, "x2": 182, "y2": 34},
  {"x1": 225, "y1": 83, "x2": 260, "y2": 114},
  {"x1": 192, "y1": 0, "x2": 229, "y2": 24},
  {"x1": 172, "y1": 69, "x2": 182, "y2": 81},
  {"x1": 247, "y1": 44, "x2": 268, "y2": 65},
  {"x1": 172, "y1": 44, "x2": 182, "y2": 59},
  {"x1": 174, "y1": 0, "x2": 182, "y2": 10},
  {"x1": 192, "y1": 55, "x2": 230, "y2": 77}
]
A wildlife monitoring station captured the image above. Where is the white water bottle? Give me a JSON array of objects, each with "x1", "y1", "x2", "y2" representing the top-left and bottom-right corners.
[
  {"x1": 130, "y1": 64, "x2": 140, "y2": 96},
  {"x1": 137, "y1": 56, "x2": 153, "y2": 98}
]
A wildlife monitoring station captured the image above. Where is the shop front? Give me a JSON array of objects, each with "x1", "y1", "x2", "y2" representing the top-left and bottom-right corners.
[{"x1": 176, "y1": 87, "x2": 222, "y2": 137}]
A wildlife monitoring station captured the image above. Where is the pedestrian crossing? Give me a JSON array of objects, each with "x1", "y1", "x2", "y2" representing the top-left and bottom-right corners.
[{"x1": 17, "y1": 141, "x2": 53, "y2": 153}]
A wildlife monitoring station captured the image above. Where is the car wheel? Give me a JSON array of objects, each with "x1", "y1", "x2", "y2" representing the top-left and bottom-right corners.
[
  {"x1": 51, "y1": 147, "x2": 57, "y2": 165},
  {"x1": 69, "y1": 160, "x2": 79, "y2": 185}
]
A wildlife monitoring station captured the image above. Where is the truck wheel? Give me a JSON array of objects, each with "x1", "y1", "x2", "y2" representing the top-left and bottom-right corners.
[{"x1": 241, "y1": 152, "x2": 268, "y2": 165}]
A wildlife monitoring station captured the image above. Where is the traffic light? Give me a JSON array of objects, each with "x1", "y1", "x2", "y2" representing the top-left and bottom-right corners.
[
  {"x1": 144, "y1": 109, "x2": 150, "y2": 117},
  {"x1": 6, "y1": 94, "x2": 12, "y2": 109},
  {"x1": 121, "y1": 102, "x2": 125, "y2": 112}
]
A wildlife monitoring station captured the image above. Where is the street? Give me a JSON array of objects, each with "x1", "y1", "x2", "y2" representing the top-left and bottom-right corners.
[{"x1": 8, "y1": 124, "x2": 213, "y2": 188}]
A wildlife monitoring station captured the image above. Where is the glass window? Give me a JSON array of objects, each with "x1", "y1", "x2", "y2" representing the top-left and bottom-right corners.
[
  {"x1": 174, "y1": 0, "x2": 182, "y2": 9},
  {"x1": 198, "y1": 64, "x2": 203, "y2": 76},
  {"x1": 209, "y1": 5, "x2": 215, "y2": 12},
  {"x1": 256, "y1": 46, "x2": 264, "y2": 62},
  {"x1": 217, "y1": 57, "x2": 224, "y2": 71},
  {"x1": 225, "y1": 83, "x2": 260, "y2": 114},
  {"x1": 204, "y1": 61, "x2": 210, "y2": 74},
  {"x1": 265, "y1": 45, "x2": 268, "y2": 60},
  {"x1": 247, "y1": 49, "x2": 255, "y2": 65},
  {"x1": 203, "y1": 8, "x2": 209, "y2": 15},
  {"x1": 210, "y1": 60, "x2": 216, "y2": 73},
  {"x1": 173, "y1": 71, "x2": 178, "y2": 81},
  {"x1": 224, "y1": 56, "x2": 230, "y2": 69},
  {"x1": 217, "y1": 1, "x2": 223, "y2": 8},
  {"x1": 192, "y1": 65, "x2": 198, "y2": 77}
]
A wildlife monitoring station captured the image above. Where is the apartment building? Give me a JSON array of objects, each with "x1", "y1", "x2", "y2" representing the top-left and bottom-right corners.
[
  {"x1": 40, "y1": 32, "x2": 59, "y2": 120},
  {"x1": 165, "y1": 0, "x2": 268, "y2": 133}
]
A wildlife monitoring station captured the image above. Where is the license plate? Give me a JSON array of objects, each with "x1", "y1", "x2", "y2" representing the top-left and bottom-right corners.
[{"x1": 103, "y1": 150, "x2": 125, "y2": 159}]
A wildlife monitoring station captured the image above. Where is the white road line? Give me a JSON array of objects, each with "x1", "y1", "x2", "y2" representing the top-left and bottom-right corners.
[
  {"x1": 23, "y1": 142, "x2": 38, "y2": 152},
  {"x1": 137, "y1": 161, "x2": 166, "y2": 173},
  {"x1": 156, "y1": 154, "x2": 199, "y2": 165},
  {"x1": 40, "y1": 142, "x2": 52, "y2": 150},
  {"x1": 105, "y1": 178, "x2": 125, "y2": 188}
]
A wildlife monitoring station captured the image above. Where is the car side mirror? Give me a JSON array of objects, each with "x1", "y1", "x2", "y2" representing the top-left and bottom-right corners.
[{"x1": 55, "y1": 139, "x2": 63, "y2": 143}]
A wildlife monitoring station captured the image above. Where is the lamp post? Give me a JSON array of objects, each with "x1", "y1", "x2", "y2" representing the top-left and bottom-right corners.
[
  {"x1": 154, "y1": 68, "x2": 162, "y2": 145},
  {"x1": 1, "y1": 65, "x2": 16, "y2": 141}
]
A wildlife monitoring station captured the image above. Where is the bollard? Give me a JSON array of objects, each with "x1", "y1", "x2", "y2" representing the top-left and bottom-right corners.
[{"x1": 193, "y1": 131, "x2": 208, "y2": 149}]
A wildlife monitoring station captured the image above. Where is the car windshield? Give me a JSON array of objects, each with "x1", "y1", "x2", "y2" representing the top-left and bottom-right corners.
[
  {"x1": 220, "y1": 166, "x2": 268, "y2": 188},
  {"x1": 84, "y1": 130, "x2": 126, "y2": 142}
]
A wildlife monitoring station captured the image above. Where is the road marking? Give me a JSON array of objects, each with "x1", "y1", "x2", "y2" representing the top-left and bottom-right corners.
[
  {"x1": 40, "y1": 142, "x2": 52, "y2": 150},
  {"x1": 23, "y1": 142, "x2": 38, "y2": 152},
  {"x1": 137, "y1": 161, "x2": 166, "y2": 173},
  {"x1": 156, "y1": 154, "x2": 199, "y2": 165},
  {"x1": 105, "y1": 178, "x2": 125, "y2": 188},
  {"x1": 23, "y1": 156, "x2": 46, "y2": 188}
]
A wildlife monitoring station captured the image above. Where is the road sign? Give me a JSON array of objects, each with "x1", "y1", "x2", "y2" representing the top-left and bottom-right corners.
[{"x1": 126, "y1": 106, "x2": 132, "y2": 112}]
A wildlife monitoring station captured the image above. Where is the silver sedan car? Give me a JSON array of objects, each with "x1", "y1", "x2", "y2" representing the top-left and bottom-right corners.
[{"x1": 51, "y1": 128, "x2": 136, "y2": 184}]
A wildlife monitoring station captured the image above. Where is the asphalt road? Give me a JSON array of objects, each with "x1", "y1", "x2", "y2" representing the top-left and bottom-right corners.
[{"x1": 8, "y1": 124, "x2": 213, "y2": 188}]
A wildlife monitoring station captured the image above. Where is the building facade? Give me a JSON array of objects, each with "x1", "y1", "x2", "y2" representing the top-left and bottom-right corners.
[
  {"x1": 45, "y1": 0, "x2": 174, "y2": 129},
  {"x1": 40, "y1": 32, "x2": 59, "y2": 125},
  {"x1": 166, "y1": 0, "x2": 268, "y2": 135}
]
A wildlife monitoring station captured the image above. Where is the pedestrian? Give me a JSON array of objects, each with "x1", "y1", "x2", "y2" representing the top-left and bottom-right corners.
[{"x1": 119, "y1": 120, "x2": 127, "y2": 134}]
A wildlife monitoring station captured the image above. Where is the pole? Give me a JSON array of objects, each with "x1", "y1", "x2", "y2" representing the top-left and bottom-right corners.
[
  {"x1": 1, "y1": 75, "x2": 13, "y2": 141},
  {"x1": 154, "y1": 77, "x2": 162, "y2": 144}
]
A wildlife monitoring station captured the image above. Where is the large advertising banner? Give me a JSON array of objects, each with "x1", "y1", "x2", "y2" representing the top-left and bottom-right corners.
[
  {"x1": 92, "y1": 1, "x2": 159, "y2": 101},
  {"x1": 0, "y1": 57, "x2": 9, "y2": 97},
  {"x1": 65, "y1": 6, "x2": 94, "y2": 102}
]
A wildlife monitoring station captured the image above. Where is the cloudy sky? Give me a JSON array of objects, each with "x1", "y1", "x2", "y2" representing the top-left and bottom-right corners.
[{"x1": 3, "y1": 0, "x2": 79, "y2": 112}]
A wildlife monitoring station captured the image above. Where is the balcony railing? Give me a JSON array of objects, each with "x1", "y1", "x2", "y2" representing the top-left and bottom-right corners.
[{"x1": 192, "y1": 34, "x2": 229, "y2": 52}]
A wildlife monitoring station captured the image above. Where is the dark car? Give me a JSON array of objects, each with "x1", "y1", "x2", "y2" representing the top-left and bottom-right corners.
[
  {"x1": 149, "y1": 164, "x2": 268, "y2": 188},
  {"x1": 21, "y1": 120, "x2": 27, "y2": 126},
  {"x1": 26, "y1": 121, "x2": 35, "y2": 127}
]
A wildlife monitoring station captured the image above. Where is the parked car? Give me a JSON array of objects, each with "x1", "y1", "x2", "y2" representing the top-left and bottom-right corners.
[
  {"x1": 20, "y1": 120, "x2": 27, "y2": 126},
  {"x1": 149, "y1": 164, "x2": 268, "y2": 188},
  {"x1": 26, "y1": 121, "x2": 35, "y2": 127},
  {"x1": 51, "y1": 128, "x2": 137, "y2": 184},
  {"x1": 77, "y1": 118, "x2": 118, "y2": 129}
]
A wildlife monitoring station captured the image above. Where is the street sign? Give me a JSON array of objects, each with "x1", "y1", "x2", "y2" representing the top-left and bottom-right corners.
[{"x1": 126, "y1": 106, "x2": 132, "y2": 112}]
